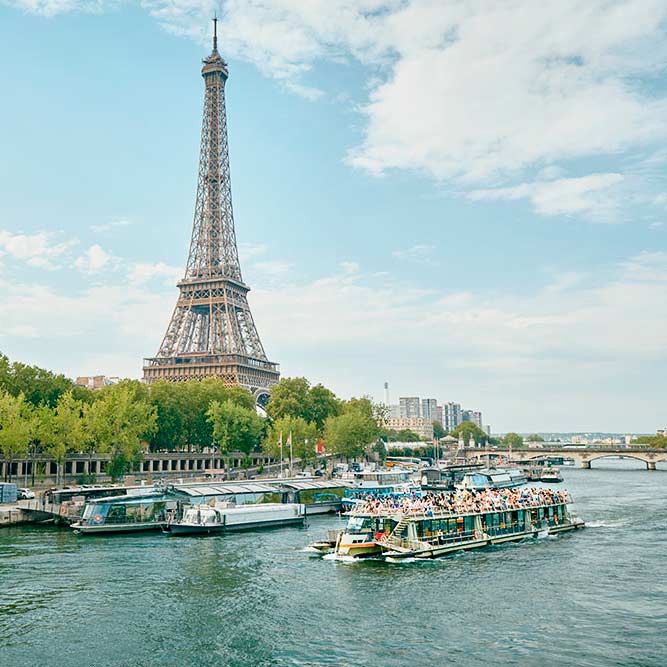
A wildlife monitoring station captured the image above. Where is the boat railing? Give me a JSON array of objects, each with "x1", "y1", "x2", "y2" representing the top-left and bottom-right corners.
[{"x1": 351, "y1": 498, "x2": 569, "y2": 519}]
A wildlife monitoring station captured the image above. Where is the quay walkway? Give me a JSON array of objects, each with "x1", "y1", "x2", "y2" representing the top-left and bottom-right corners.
[{"x1": 0, "y1": 450, "x2": 280, "y2": 486}]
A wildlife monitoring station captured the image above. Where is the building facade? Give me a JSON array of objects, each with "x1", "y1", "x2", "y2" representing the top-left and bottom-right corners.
[
  {"x1": 443, "y1": 402, "x2": 462, "y2": 432},
  {"x1": 421, "y1": 398, "x2": 438, "y2": 421},
  {"x1": 399, "y1": 397, "x2": 421, "y2": 419},
  {"x1": 462, "y1": 410, "x2": 483, "y2": 429},
  {"x1": 384, "y1": 417, "x2": 434, "y2": 440}
]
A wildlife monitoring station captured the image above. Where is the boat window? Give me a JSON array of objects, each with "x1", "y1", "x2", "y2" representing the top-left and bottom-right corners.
[{"x1": 346, "y1": 516, "x2": 371, "y2": 532}]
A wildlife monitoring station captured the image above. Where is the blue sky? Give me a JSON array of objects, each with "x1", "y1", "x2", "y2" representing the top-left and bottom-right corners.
[{"x1": 0, "y1": 1, "x2": 666, "y2": 432}]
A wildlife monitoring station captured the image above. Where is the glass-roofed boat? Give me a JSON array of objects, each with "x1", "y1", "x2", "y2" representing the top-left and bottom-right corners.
[{"x1": 71, "y1": 492, "x2": 174, "y2": 534}]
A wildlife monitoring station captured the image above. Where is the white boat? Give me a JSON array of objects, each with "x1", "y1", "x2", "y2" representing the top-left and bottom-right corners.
[
  {"x1": 456, "y1": 468, "x2": 527, "y2": 491},
  {"x1": 168, "y1": 502, "x2": 306, "y2": 535}
]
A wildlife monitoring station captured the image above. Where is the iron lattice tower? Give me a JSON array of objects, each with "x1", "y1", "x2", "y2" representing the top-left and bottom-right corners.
[{"x1": 143, "y1": 20, "x2": 279, "y2": 401}]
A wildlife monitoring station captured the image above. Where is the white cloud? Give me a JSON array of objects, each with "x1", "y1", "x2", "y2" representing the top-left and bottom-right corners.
[
  {"x1": 91, "y1": 218, "x2": 133, "y2": 233},
  {"x1": 0, "y1": 229, "x2": 76, "y2": 268},
  {"x1": 468, "y1": 173, "x2": 624, "y2": 221},
  {"x1": 252, "y1": 260, "x2": 291, "y2": 276},
  {"x1": 7, "y1": 0, "x2": 113, "y2": 16},
  {"x1": 128, "y1": 261, "x2": 182, "y2": 285},
  {"x1": 9, "y1": 0, "x2": 667, "y2": 217},
  {"x1": 0, "y1": 248, "x2": 665, "y2": 429},
  {"x1": 73, "y1": 244, "x2": 114, "y2": 273},
  {"x1": 392, "y1": 244, "x2": 436, "y2": 262},
  {"x1": 238, "y1": 243, "x2": 268, "y2": 262}
]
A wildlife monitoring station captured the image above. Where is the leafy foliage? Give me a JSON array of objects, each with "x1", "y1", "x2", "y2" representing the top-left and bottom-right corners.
[
  {"x1": 264, "y1": 415, "x2": 318, "y2": 461},
  {"x1": 207, "y1": 399, "x2": 264, "y2": 456},
  {"x1": 266, "y1": 377, "x2": 341, "y2": 431},
  {"x1": 0, "y1": 391, "x2": 34, "y2": 480},
  {"x1": 502, "y1": 432, "x2": 524, "y2": 447},
  {"x1": 449, "y1": 422, "x2": 488, "y2": 445}
]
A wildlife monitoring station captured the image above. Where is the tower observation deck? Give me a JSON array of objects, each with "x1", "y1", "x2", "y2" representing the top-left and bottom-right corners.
[{"x1": 143, "y1": 19, "x2": 279, "y2": 403}]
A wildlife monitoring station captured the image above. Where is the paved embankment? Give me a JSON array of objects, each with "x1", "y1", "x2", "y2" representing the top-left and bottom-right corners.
[{"x1": 0, "y1": 504, "x2": 52, "y2": 527}]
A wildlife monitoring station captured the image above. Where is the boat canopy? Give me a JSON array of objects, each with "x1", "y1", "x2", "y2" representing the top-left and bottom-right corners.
[
  {"x1": 171, "y1": 482, "x2": 281, "y2": 497},
  {"x1": 280, "y1": 480, "x2": 351, "y2": 491}
]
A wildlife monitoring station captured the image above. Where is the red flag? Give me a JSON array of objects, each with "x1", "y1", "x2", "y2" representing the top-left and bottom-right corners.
[{"x1": 316, "y1": 438, "x2": 324, "y2": 455}]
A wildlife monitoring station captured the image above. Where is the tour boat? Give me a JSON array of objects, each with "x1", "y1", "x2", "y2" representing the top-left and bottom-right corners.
[
  {"x1": 71, "y1": 493, "x2": 174, "y2": 534},
  {"x1": 324, "y1": 489, "x2": 584, "y2": 561},
  {"x1": 168, "y1": 502, "x2": 306, "y2": 535},
  {"x1": 540, "y1": 467, "x2": 564, "y2": 483}
]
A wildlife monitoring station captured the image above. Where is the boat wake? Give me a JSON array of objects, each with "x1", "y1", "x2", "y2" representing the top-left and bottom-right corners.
[
  {"x1": 322, "y1": 553, "x2": 358, "y2": 563},
  {"x1": 586, "y1": 519, "x2": 627, "y2": 529}
]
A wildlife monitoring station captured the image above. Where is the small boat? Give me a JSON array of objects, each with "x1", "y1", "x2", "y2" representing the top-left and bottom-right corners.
[
  {"x1": 308, "y1": 529, "x2": 344, "y2": 554},
  {"x1": 457, "y1": 468, "x2": 527, "y2": 491},
  {"x1": 540, "y1": 467, "x2": 563, "y2": 483},
  {"x1": 168, "y1": 502, "x2": 306, "y2": 535},
  {"x1": 71, "y1": 493, "x2": 172, "y2": 534}
]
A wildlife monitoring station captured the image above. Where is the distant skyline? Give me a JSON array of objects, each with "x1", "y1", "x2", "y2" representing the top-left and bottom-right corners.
[{"x1": 0, "y1": 2, "x2": 666, "y2": 432}]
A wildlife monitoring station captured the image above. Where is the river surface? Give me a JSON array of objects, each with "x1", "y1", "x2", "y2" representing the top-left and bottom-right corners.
[{"x1": 1, "y1": 460, "x2": 666, "y2": 667}]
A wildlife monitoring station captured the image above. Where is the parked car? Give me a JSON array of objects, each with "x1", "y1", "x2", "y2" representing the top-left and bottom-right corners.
[
  {"x1": 314, "y1": 469, "x2": 325, "y2": 477},
  {"x1": 17, "y1": 488, "x2": 35, "y2": 500}
]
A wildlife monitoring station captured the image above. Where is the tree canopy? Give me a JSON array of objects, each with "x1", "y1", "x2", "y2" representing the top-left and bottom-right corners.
[
  {"x1": 207, "y1": 399, "x2": 264, "y2": 458},
  {"x1": 266, "y1": 377, "x2": 341, "y2": 431},
  {"x1": 449, "y1": 422, "x2": 488, "y2": 445},
  {"x1": 526, "y1": 434, "x2": 545, "y2": 442},
  {"x1": 502, "y1": 432, "x2": 524, "y2": 448}
]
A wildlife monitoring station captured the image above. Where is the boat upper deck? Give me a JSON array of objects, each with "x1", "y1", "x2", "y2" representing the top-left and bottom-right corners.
[{"x1": 349, "y1": 487, "x2": 570, "y2": 520}]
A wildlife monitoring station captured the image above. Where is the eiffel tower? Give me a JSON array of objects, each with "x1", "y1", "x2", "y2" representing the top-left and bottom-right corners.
[{"x1": 143, "y1": 19, "x2": 279, "y2": 403}]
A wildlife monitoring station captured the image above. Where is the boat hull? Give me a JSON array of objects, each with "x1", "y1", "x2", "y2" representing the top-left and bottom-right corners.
[
  {"x1": 382, "y1": 520, "x2": 584, "y2": 560},
  {"x1": 72, "y1": 521, "x2": 166, "y2": 535}
]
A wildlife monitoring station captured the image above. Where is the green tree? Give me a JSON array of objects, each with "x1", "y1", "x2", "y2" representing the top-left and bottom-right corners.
[
  {"x1": 323, "y1": 410, "x2": 378, "y2": 460},
  {"x1": 88, "y1": 382, "x2": 157, "y2": 481},
  {"x1": 309, "y1": 384, "x2": 342, "y2": 431},
  {"x1": 634, "y1": 435, "x2": 667, "y2": 448},
  {"x1": 0, "y1": 391, "x2": 33, "y2": 482},
  {"x1": 393, "y1": 429, "x2": 422, "y2": 442},
  {"x1": 502, "y1": 432, "x2": 524, "y2": 448},
  {"x1": 207, "y1": 399, "x2": 264, "y2": 476},
  {"x1": 148, "y1": 381, "x2": 186, "y2": 451},
  {"x1": 432, "y1": 421, "x2": 446, "y2": 439},
  {"x1": 38, "y1": 391, "x2": 87, "y2": 485},
  {"x1": 264, "y1": 415, "x2": 318, "y2": 463},
  {"x1": 526, "y1": 434, "x2": 545, "y2": 442},
  {"x1": 449, "y1": 422, "x2": 488, "y2": 446},
  {"x1": 266, "y1": 378, "x2": 341, "y2": 432},
  {"x1": 266, "y1": 377, "x2": 311, "y2": 422}
]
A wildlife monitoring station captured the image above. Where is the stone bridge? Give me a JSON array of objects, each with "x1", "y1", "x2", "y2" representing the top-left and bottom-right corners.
[{"x1": 462, "y1": 447, "x2": 667, "y2": 470}]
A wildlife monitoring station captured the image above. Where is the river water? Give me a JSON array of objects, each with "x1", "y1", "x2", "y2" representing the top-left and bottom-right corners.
[{"x1": 1, "y1": 460, "x2": 665, "y2": 667}]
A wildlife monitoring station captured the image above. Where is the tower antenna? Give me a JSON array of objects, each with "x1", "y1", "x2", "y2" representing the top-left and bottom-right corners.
[{"x1": 213, "y1": 14, "x2": 218, "y2": 52}]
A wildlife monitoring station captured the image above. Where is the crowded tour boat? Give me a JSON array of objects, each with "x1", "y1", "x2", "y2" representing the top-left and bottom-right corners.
[{"x1": 311, "y1": 487, "x2": 584, "y2": 560}]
